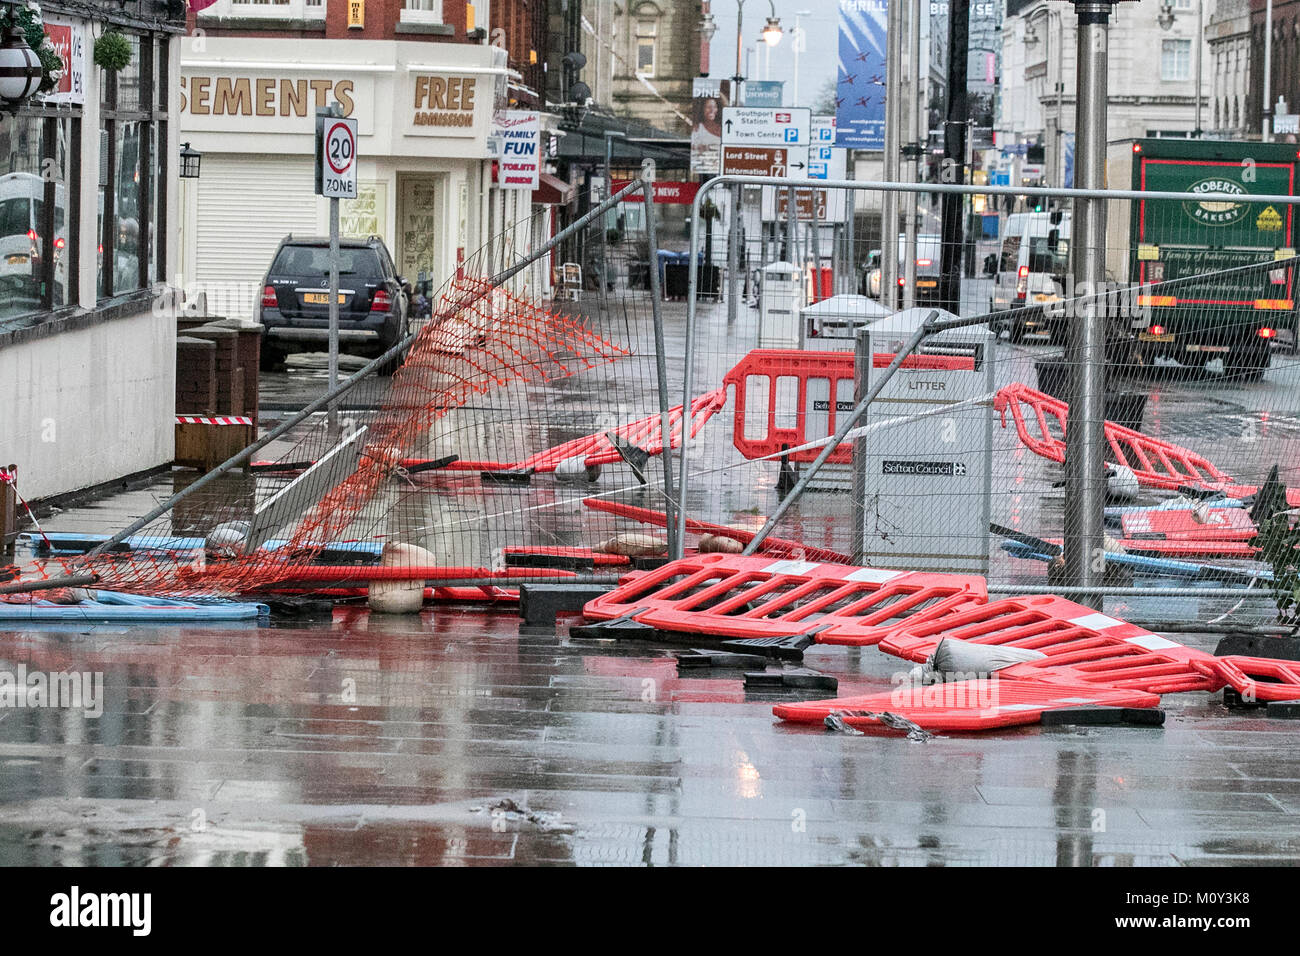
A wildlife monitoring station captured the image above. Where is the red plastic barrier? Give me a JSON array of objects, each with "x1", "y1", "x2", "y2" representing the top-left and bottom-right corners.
[
  {"x1": 996, "y1": 382, "x2": 1300, "y2": 508},
  {"x1": 723, "y1": 349, "x2": 975, "y2": 463},
  {"x1": 876, "y1": 593, "x2": 1225, "y2": 695},
  {"x1": 773, "y1": 680, "x2": 1162, "y2": 733},
  {"x1": 995, "y1": 383, "x2": 1237, "y2": 491},
  {"x1": 580, "y1": 553, "x2": 987, "y2": 646},
  {"x1": 582, "y1": 498, "x2": 855, "y2": 565},
  {"x1": 436, "y1": 387, "x2": 729, "y2": 474},
  {"x1": 502, "y1": 546, "x2": 632, "y2": 567}
]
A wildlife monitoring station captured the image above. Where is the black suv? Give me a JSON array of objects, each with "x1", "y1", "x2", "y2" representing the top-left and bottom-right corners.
[{"x1": 256, "y1": 235, "x2": 411, "y2": 373}]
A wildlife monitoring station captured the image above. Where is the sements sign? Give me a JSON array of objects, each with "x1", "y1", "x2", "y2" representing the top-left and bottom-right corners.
[
  {"x1": 721, "y1": 107, "x2": 811, "y2": 147},
  {"x1": 495, "y1": 110, "x2": 540, "y2": 190},
  {"x1": 316, "y1": 115, "x2": 358, "y2": 199}
]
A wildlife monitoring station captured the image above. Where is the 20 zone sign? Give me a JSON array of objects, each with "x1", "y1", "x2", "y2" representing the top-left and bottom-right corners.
[{"x1": 318, "y1": 116, "x2": 358, "y2": 199}]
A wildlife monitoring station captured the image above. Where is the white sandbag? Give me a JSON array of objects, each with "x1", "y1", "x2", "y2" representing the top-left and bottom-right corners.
[
  {"x1": 368, "y1": 542, "x2": 436, "y2": 614},
  {"x1": 1106, "y1": 464, "x2": 1140, "y2": 501},
  {"x1": 594, "y1": 533, "x2": 668, "y2": 557},
  {"x1": 698, "y1": 533, "x2": 744, "y2": 554},
  {"x1": 554, "y1": 455, "x2": 600, "y2": 481},
  {"x1": 205, "y1": 520, "x2": 250, "y2": 558},
  {"x1": 923, "y1": 637, "x2": 1046, "y2": 682}
]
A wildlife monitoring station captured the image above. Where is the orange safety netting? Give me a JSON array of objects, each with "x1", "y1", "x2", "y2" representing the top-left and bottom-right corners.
[{"x1": 80, "y1": 276, "x2": 630, "y2": 597}]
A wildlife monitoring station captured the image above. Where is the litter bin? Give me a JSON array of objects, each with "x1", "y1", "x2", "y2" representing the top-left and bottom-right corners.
[
  {"x1": 657, "y1": 250, "x2": 689, "y2": 299},
  {"x1": 758, "y1": 261, "x2": 804, "y2": 348},
  {"x1": 802, "y1": 294, "x2": 891, "y2": 351},
  {"x1": 850, "y1": 308, "x2": 996, "y2": 573}
]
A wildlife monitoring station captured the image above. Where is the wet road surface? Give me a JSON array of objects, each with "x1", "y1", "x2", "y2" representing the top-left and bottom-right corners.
[{"x1": 6, "y1": 293, "x2": 1300, "y2": 865}]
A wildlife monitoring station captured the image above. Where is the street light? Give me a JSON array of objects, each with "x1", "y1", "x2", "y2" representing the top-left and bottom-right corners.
[
  {"x1": 0, "y1": 24, "x2": 43, "y2": 112},
  {"x1": 792, "y1": 9, "x2": 811, "y2": 106},
  {"x1": 732, "y1": 0, "x2": 783, "y2": 95},
  {"x1": 179, "y1": 142, "x2": 202, "y2": 179},
  {"x1": 1158, "y1": 0, "x2": 1204, "y2": 137}
]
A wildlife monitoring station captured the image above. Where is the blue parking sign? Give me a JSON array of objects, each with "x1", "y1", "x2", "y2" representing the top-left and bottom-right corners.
[{"x1": 784, "y1": 128, "x2": 799, "y2": 143}]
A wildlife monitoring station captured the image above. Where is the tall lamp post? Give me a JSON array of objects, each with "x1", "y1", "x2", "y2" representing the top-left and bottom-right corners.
[
  {"x1": 1158, "y1": 0, "x2": 1204, "y2": 137},
  {"x1": 727, "y1": 0, "x2": 782, "y2": 324}
]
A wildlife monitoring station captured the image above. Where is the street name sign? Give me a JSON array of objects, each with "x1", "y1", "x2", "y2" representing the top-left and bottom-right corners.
[
  {"x1": 721, "y1": 107, "x2": 811, "y2": 147},
  {"x1": 721, "y1": 145, "x2": 810, "y2": 178}
]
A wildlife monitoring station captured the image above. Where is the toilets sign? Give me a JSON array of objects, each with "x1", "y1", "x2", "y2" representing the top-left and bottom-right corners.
[{"x1": 495, "y1": 110, "x2": 541, "y2": 190}]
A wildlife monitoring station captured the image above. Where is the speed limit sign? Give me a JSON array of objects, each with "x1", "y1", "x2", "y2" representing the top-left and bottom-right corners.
[{"x1": 316, "y1": 115, "x2": 358, "y2": 198}]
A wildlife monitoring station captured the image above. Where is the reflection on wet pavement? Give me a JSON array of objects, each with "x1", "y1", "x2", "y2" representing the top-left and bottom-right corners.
[
  {"x1": 0, "y1": 609, "x2": 1296, "y2": 865},
  {"x1": 6, "y1": 299, "x2": 1300, "y2": 865}
]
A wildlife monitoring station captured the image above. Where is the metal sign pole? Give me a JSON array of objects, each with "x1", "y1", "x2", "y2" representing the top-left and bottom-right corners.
[
  {"x1": 881, "y1": 0, "x2": 903, "y2": 311},
  {"x1": 328, "y1": 193, "x2": 340, "y2": 438},
  {"x1": 1062, "y1": 1, "x2": 1113, "y2": 609}
]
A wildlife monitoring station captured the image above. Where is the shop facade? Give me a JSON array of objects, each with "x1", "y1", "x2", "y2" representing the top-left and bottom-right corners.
[
  {"x1": 177, "y1": 36, "x2": 552, "y2": 317},
  {"x1": 0, "y1": 4, "x2": 183, "y2": 501}
]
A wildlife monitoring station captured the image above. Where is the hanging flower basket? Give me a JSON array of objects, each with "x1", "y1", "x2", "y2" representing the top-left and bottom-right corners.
[{"x1": 93, "y1": 31, "x2": 133, "y2": 73}]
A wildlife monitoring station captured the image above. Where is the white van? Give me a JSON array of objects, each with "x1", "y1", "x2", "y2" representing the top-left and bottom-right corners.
[
  {"x1": 990, "y1": 210, "x2": 1071, "y2": 342},
  {"x1": 0, "y1": 172, "x2": 68, "y2": 311}
]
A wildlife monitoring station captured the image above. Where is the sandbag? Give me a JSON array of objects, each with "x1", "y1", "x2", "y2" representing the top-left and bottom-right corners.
[
  {"x1": 909, "y1": 637, "x2": 1047, "y2": 684},
  {"x1": 594, "y1": 533, "x2": 668, "y2": 557},
  {"x1": 698, "y1": 533, "x2": 744, "y2": 554},
  {"x1": 368, "y1": 542, "x2": 437, "y2": 614}
]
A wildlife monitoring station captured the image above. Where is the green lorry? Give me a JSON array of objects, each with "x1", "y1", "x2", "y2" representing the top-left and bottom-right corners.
[{"x1": 1105, "y1": 138, "x2": 1299, "y2": 380}]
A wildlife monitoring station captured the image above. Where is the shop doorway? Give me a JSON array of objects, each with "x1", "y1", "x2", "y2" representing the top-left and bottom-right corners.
[{"x1": 398, "y1": 174, "x2": 442, "y2": 308}]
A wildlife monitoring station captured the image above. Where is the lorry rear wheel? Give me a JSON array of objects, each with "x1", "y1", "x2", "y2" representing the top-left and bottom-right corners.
[{"x1": 1224, "y1": 344, "x2": 1270, "y2": 382}]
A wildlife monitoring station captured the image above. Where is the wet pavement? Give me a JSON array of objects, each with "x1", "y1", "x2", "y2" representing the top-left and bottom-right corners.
[
  {"x1": 0, "y1": 611, "x2": 1298, "y2": 865},
  {"x1": 6, "y1": 291, "x2": 1300, "y2": 865}
]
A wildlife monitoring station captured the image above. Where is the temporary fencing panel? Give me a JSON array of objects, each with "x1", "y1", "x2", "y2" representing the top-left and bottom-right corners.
[{"x1": 580, "y1": 553, "x2": 988, "y2": 646}]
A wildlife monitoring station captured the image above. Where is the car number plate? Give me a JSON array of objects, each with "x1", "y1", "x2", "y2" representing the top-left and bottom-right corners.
[
  {"x1": 1138, "y1": 332, "x2": 1174, "y2": 342},
  {"x1": 5, "y1": 254, "x2": 29, "y2": 265},
  {"x1": 1034, "y1": 293, "x2": 1058, "y2": 302},
  {"x1": 302, "y1": 292, "x2": 345, "y2": 304},
  {"x1": 917, "y1": 280, "x2": 937, "y2": 288}
]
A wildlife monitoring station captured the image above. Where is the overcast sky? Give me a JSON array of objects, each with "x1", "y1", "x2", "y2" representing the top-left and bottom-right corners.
[{"x1": 706, "y1": 0, "x2": 841, "y2": 109}]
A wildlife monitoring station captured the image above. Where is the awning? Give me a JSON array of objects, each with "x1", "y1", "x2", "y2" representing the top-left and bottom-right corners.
[{"x1": 532, "y1": 172, "x2": 575, "y2": 206}]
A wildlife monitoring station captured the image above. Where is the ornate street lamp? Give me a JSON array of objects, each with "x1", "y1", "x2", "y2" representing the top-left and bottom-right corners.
[
  {"x1": 761, "y1": 16, "x2": 783, "y2": 46},
  {"x1": 0, "y1": 24, "x2": 43, "y2": 112}
]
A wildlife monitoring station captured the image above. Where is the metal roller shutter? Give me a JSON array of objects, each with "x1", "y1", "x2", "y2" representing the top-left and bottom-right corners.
[{"x1": 194, "y1": 154, "x2": 319, "y2": 319}]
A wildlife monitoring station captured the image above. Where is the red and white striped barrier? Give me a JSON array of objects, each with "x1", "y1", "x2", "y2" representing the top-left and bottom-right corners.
[{"x1": 175, "y1": 416, "x2": 253, "y2": 426}]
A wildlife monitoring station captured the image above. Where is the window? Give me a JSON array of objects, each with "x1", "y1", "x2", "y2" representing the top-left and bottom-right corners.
[
  {"x1": 401, "y1": 0, "x2": 442, "y2": 23},
  {"x1": 98, "y1": 33, "x2": 167, "y2": 300},
  {"x1": 636, "y1": 20, "x2": 657, "y2": 76},
  {"x1": 1161, "y1": 39, "x2": 1191, "y2": 81},
  {"x1": 0, "y1": 115, "x2": 76, "y2": 322}
]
